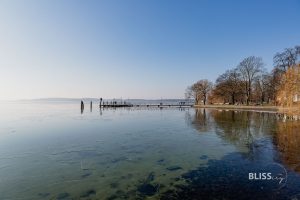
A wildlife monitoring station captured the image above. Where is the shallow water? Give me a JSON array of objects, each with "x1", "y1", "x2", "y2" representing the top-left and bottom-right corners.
[{"x1": 0, "y1": 102, "x2": 300, "y2": 199}]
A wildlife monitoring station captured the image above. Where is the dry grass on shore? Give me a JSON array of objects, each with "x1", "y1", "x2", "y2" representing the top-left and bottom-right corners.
[
  {"x1": 193, "y1": 104, "x2": 279, "y2": 111},
  {"x1": 193, "y1": 104, "x2": 300, "y2": 115}
]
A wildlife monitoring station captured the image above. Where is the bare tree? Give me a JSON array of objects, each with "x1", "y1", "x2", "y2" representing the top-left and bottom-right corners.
[
  {"x1": 213, "y1": 69, "x2": 244, "y2": 105},
  {"x1": 186, "y1": 79, "x2": 213, "y2": 105},
  {"x1": 237, "y1": 56, "x2": 264, "y2": 105},
  {"x1": 184, "y1": 45, "x2": 300, "y2": 107},
  {"x1": 262, "y1": 72, "x2": 277, "y2": 104},
  {"x1": 271, "y1": 46, "x2": 300, "y2": 104},
  {"x1": 274, "y1": 46, "x2": 300, "y2": 73},
  {"x1": 296, "y1": 45, "x2": 300, "y2": 56},
  {"x1": 252, "y1": 71, "x2": 271, "y2": 104}
]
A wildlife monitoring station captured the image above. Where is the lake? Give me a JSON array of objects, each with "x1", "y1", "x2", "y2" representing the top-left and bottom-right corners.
[{"x1": 0, "y1": 102, "x2": 300, "y2": 200}]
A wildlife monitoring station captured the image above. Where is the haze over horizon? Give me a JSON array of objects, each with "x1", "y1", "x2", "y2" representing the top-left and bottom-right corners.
[{"x1": 1, "y1": 0, "x2": 300, "y2": 100}]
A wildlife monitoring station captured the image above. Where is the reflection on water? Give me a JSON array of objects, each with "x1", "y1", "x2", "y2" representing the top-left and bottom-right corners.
[
  {"x1": 0, "y1": 103, "x2": 300, "y2": 199},
  {"x1": 186, "y1": 108, "x2": 213, "y2": 132},
  {"x1": 275, "y1": 120, "x2": 300, "y2": 173}
]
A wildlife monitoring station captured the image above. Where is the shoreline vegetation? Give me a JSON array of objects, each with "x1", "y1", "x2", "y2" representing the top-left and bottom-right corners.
[{"x1": 185, "y1": 45, "x2": 300, "y2": 115}]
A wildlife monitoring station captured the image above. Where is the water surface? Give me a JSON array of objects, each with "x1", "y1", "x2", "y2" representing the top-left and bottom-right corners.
[{"x1": 0, "y1": 102, "x2": 300, "y2": 199}]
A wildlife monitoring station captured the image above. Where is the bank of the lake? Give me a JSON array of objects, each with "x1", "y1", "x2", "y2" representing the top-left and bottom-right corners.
[{"x1": 194, "y1": 104, "x2": 300, "y2": 114}]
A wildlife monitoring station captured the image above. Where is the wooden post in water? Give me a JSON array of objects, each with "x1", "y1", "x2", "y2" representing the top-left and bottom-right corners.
[
  {"x1": 100, "y1": 98, "x2": 103, "y2": 107},
  {"x1": 81, "y1": 100, "x2": 84, "y2": 114},
  {"x1": 90, "y1": 101, "x2": 92, "y2": 112}
]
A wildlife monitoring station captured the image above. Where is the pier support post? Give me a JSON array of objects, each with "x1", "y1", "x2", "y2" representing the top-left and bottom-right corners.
[{"x1": 81, "y1": 101, "x2": 84, "y2": 114}]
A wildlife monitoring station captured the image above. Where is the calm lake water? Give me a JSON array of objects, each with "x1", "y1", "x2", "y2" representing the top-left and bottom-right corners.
[{"x1": 0, "y1": 102, "x2": 300, "y2": 200}]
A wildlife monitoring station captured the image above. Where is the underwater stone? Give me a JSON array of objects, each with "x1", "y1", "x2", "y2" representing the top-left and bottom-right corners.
[
  {"x1": 146, "y1": 172, "x2": 155, "y2": 182},
  {"x1": 56, "y1": 192, "x2": 70, "y2": 200},
  {"x1": 174, "y1": 177, "x2": 181, "y2": 181},
  {"x1": 81, "y1": 172, "x2": 92, "y2": 178},
  {"x1": 80, "y1": 189, "x2": 96, "y2": 198},
  {"x1": 110, "y1": 182, "x2": 119, "y2": 188},
  {"x1": 157, "y1": 159, "x2": 165, "y2": 164},
  {"x1": 137, "y1": 183, "x2": 159, "y2": 196},
  {"x1": 106, "y1": 194, "x2": 118, "y2": 200},
  {"x1": 200, "y1": 155, "x2": 208, "y2": 160},
  {"x1": 127, "y1": 173, "x2": 133, "y2": 179},
  {"x1": 166, "y1": 166, "x2": 182, "y2": 171},
  {"x1": 38, "y1": 192, "x2": 50, "y2": 197}
]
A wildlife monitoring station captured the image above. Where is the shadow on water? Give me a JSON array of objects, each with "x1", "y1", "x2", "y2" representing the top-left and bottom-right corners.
[
  {"x1": 165, "y1": 109, "x2": 300, "y2": 199},
  {"x1": 159, "y1": 150, "x2": 300, "y2": 200}
]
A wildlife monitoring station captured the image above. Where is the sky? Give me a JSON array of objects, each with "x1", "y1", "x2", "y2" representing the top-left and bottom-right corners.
[{"x1": 0, "y1": 0, "x2": 299, "y2": 100}]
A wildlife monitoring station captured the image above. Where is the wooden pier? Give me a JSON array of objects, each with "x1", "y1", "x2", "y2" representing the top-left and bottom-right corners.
[
  {"x1": 101, "y1": 103, "x2": 193, "y2": 108},
  {"x1": 80, "y1": 100, "x2": 193, "y2": 110},
  {"x1": 131, "y1": 104, "x2": 193, "y2": 108}
]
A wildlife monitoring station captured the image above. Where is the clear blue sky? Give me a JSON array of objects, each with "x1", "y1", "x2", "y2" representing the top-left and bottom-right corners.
[{"x1": 0, "y1": 0, "x2": 299, "y2": 100}]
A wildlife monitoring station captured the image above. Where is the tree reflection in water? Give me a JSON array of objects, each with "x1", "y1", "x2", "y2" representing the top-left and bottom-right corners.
[
  {"x1": 162, "y1": 109, "x2": 300, "y2": 200},
  {"x1": 274, "y1": 119, "x2": 300, "y2": 173},
  {"x1": 185, "y1": 108, "x2": 213, "y2": 132},
  {"x1": 186, "y1": 108, "x2": 300, "y2": 174}
]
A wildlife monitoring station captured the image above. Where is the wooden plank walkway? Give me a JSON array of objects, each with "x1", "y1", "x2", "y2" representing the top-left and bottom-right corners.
[
  {"x1": 101, "y1": 104, "x2": 193, "y2": 108},
  {"x1": 81, "y1": 100, "x2": 194, "y2": 109}
]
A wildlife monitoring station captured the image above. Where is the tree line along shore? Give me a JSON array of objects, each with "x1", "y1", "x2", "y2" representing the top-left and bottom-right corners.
[{"x1": 186, "y1": 45, "x2": 300, "y2": 112}]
